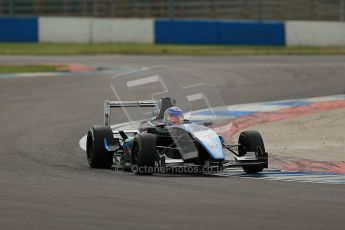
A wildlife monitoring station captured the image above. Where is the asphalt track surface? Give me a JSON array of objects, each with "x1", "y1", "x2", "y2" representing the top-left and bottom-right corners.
[{"x1": 1, "y1": 55, "x2": 345, "y2": 230}]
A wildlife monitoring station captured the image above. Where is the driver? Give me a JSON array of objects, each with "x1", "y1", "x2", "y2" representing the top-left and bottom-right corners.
[{"x1": 163, "y1": 107, "x2": 184, "y2": 125}]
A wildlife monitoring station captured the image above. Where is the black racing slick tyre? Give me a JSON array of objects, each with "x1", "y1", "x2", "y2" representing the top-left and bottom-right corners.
[
  {"x1": 238, "y1": 130, "x2": 266, "y2": 174},
  {"x1": 86, "y1": 126, "x2": 114, "y2": 169},
  {"x1": 132, "y1": 133, "x2": 157, "y2": 175}
]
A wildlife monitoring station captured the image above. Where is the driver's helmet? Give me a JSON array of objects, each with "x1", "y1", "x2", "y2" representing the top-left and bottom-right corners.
[{"x1": 163, "y1": 107, "x2": 184, "y2": 125}]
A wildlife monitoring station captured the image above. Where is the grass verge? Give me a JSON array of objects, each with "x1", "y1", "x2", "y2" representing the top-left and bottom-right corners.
[
  {"x1": 0, "y1": 43, "x2": 345, "y2": 55},
  {"x1": 0, "y1": 65, "x2": 61, "y2": 73}
]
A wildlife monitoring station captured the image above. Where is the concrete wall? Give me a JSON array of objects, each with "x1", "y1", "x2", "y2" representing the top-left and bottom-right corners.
[
  {"x1": 39, "y1": 17, "x2": 154, "y2": 43},
  {"x1": 92, "y1": 18, "x2": 154, "y2": 43},
  {"x1": 286, "y1": 21, "x2": 345, "y2": 46},
  {"x1": 39, "y1": 17, "x2": 92, "y2": 43}
]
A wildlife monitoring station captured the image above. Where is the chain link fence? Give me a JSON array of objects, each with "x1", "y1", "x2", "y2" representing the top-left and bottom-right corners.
[{"x1": 1, "y1": 0, "x2": 345, "y2": 21}]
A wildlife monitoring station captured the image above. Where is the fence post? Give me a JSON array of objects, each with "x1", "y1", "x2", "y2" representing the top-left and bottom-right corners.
[
  {"x1": 340, "y1": 0, "x2": 345, "y2": 21},
  {"x1": 8, "y1": 0, "x2": 14, "y2": 16},
  {"x1": 257, "y1": 0, "x2": 262, "y2": 21},
  {"x1": 81, "y1": 0, "x2": 87, "y2": 16},
  {"x1": 168, "y1": 0, "x2": 174, "y2": 18},
  {"x1": 93, "y1": 0, "x2": 98, "y2": 17}
]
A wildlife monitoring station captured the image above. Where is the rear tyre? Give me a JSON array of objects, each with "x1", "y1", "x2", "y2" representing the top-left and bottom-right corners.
[
  {"x1": 238, "y1": 130, "x2": 266, "y2": 174},
  {"x1": 132, "y1": 133, "x2": 156, "y2": 175},
  {"x1": 86, "y1": 126, "x2": 114, "y2": 169}
]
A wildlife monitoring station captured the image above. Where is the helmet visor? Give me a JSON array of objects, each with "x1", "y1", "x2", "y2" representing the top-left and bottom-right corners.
[{"x1": 167, "y1": 115, "x2": 184, "y2": 124}]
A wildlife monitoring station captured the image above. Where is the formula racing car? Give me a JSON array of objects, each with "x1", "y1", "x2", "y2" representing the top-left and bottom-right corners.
[{"x1": 85, "y1": 96, "x2": 268, "y2": 175}]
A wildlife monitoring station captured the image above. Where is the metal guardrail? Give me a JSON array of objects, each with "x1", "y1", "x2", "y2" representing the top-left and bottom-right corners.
[{"x1": 0, "y1": 0, "x2": 345, "y2": 21}]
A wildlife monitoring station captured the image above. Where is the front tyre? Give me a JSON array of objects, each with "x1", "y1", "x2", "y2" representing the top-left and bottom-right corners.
[
  {"x1": 238, "y1": 130, "x2": 266, "y2": 174},
  {"x1": 132, "y1": 133, "x2": 156, "y2": 175},
  {"x1": 86, "y1": 126, "x2": 114, "y2": 169}
]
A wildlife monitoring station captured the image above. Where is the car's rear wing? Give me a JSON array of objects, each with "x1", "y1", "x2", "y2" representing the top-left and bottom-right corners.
[{"x1": 104, "y1": 100, "x2": 157, "y2": 126}]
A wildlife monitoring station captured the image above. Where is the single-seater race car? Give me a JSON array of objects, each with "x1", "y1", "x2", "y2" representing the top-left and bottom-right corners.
[{"x1": 86, "y1": 97, "x2": 268, "y2": 175}]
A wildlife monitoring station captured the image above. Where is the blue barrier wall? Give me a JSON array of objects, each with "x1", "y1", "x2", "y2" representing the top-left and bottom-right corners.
[
  {"x1": 155, "y1": 19, "x2": 285, "y2": 46},
  {"x1": 155, "y1": 20, "x2": 219, "y2": 44},
  {"x1": 0, "y1": 17, "x2": 285, "y2": 45},
  {"x1": 0, "y1": 17, "x2": 38, "y2": 42},
  {"x1": 219, "y1": 21, "x2": 285, "y2": 45}
]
